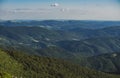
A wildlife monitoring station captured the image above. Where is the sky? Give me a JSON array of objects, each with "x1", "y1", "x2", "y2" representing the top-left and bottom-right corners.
[{"x1": 0, "y1": 0, "x2": 120, "y2": 20}]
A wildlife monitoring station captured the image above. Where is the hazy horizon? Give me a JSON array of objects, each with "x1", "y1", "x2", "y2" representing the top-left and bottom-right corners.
[{"x1": 0, "y1": 0, "x2": 120, "y2": 20}]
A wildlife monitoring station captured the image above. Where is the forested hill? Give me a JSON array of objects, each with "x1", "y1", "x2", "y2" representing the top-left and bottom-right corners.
[
  {"x1": 83, "y1": 53, "x2": 120, "y2": 74},
  {"x1": 0, "y1": 20, "x2": 120, "y2": 29},
  {"x1": 0, "y1": 49, "x2": 120, "y2": 78},
  {"x1": 0, "y1": 20, "x2": 120, "y2": 78}
]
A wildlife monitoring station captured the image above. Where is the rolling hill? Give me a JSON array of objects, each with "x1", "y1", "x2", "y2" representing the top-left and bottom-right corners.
[
  {"x1": 57, "y1": 37, "x2": 120, "y2": 56},
  {"x1": 82, "y1": 52, "x2": 120, "y2": 74},
  {"x1": 0, "y1": 21, "x2": 120, "y2": 76},
  {"x1": 0, "y1": 26, "x2": 120, "y2": 49},
  {"x1": 0, "y1": 49, "x2": 120, "y2": 78}
]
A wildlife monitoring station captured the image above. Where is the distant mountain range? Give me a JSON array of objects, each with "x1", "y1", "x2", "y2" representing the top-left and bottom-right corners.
[
  {"x1": 0, "y1": 20, "x2": 120, "y2": 76},
  {"x1": 1, "y1": 20, "x2": 120, "y2": 29},
  {"x1": 0, "y1": 26, "x2": 120, "y2": 56}
]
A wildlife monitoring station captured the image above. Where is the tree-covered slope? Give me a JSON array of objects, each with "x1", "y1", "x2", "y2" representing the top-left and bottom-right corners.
[
  {"x1": 36, "y1": 46, "x2": 75, "y2": 59},
  {"x1": 1, "y1": 26, "x2": 120, "y2": 45},
  {"x1": 82, "y1": 53, "x2": 120, "y2": 74},
  {"x1": 0, "y1": 49, "x2": 120, "y2": 78},
  {"x1": 57, "y1": 37, "x2": 120, "y2": 57},
  {"x1": 0, "y1": 49, "x2": 23, "y2": 77},
  {"x1": 1, "y1": 26, "x2": 120, "y2": 57}
]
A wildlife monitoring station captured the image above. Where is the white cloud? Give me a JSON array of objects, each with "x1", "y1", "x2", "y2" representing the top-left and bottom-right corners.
[
  {"x1": 50, "y1": 3, "x2": 59, "y2": 7},
  {"x1": 60, "y1": 8, "x2": 69, "y2": 12},
  {"x1": 0, "y1": 6, "x2": 120, "y2": 20}
]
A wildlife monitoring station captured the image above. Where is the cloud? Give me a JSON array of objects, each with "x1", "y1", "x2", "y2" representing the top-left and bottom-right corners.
[
  {"x1": 60, "y1": 9, "x2": 65, "y2": 12},
  {"x1": 60, "y1": 8, "x2": 70, "y2": 12},
  {"x1": 14, "y1": 8, "x2": 31, "y2": 11},
  {"x1": 11, "y1": 8, "x2": 45, "y2": 13},
  {"x1": 50, "y1": 3, "x2": 59, "y2": 7}
]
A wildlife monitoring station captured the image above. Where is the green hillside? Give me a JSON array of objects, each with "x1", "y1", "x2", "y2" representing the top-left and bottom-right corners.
[
  {"x1": 0, "y1": 71, "x2": 12, "y2": 78},
  {"x1": 0, "y1": 49, "x2": 23, "y2": 78},
  {"x1": 0, "y1": 49, "x2": 120, "y2": 78},
  {"x1": 57, "y1": 37, "x2": 120, "y2": 57},
  {"x1": 82, "y1": 53, "x2": 120, "y2": 74},
  {"x1": 1, "y1": 26, "x2": 120, "y2": 58}
]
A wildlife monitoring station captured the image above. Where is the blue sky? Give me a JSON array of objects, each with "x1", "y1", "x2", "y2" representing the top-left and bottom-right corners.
[{"x1": 0, "y1": 0, "x2": 120, "y2": 20}]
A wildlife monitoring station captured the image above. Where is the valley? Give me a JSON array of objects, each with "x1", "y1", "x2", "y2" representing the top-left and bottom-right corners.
[{"x1": 0, "y1": 20, "x2": 120, "y2": 78}]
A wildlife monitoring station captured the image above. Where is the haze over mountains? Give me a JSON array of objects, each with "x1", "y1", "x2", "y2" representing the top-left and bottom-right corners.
[
  {"x1": 1, "y1": 20, "x2": 120, "y2": 29},
  {"x1": 0, "y1": 20, "x2": 120, "y2": 78}
]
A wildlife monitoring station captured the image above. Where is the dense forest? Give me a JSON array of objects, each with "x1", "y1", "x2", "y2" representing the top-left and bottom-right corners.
[
  {"x1": 0, "y1": 49, "x2": 120, "y2": 78},
  {"x1": 0, "y1": 20, "x2": 120, "y2": 78}
]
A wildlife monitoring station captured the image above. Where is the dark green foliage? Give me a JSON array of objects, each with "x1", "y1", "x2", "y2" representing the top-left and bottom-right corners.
[
  {"x1": 36, "y1": 46, "x2": 75, "y2": 59},
  {"x1": 0, "y1": 49, "x2": 120, "y2": 78},
  {"x1": 82, "y1": 53, "x2": 120, "y2": 74},
  {"x1": 0, "y1": 71, "x2": 12, "y2": 78},
  {"x1": 57, "y1": 37, "x2": 120, "y2": 56},
  {"x1": 0, "y1": 50, "x2": 23, "y2": 77}
]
